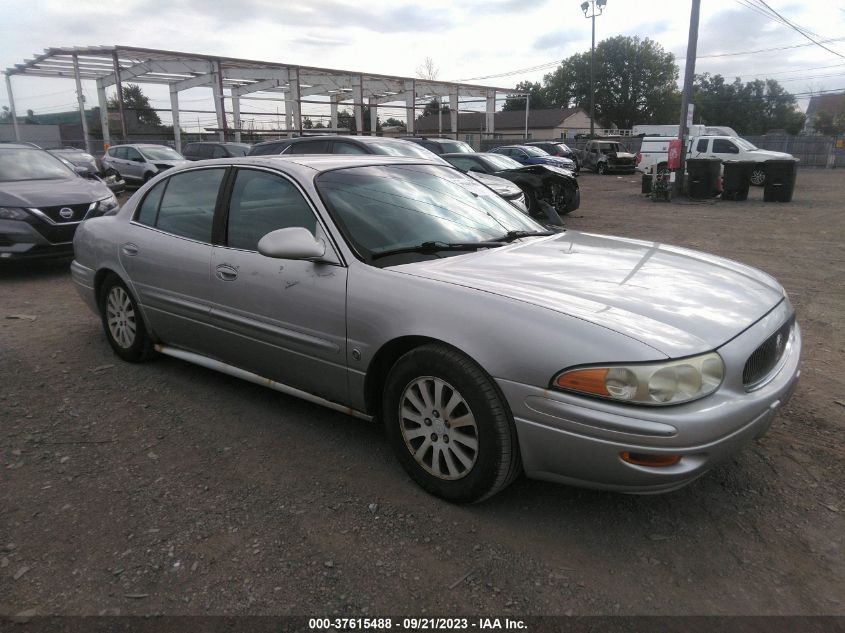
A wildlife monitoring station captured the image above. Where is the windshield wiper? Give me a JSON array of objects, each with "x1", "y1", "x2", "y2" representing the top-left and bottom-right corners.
[
  {"x1": 492, "y1": 230, "x2": 557, "y2": 243},
  {"x1": 371, "y1": 240, "x2": 505, "y2": 260}
]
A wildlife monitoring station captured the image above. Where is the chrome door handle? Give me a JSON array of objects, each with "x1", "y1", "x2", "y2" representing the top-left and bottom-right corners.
[
  {"x1": 121, "y1": 243, "x2": 138, "y2": 256},
  {"x1": 216, "y1": 264, "x2": 238, "y2": 281}
]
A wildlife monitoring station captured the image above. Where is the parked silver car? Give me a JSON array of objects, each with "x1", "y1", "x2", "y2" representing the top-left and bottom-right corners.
[
  {"x1": 71, "y1": 155, "x2": 801, "y2": 502},
  {"x1": 101, "y1": 144, "x2": 189, "y2": 185}
]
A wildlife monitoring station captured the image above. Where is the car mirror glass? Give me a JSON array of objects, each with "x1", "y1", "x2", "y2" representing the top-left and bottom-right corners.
[{"x1": 257, "y1": 227, "x2": 326, "y2": 260}]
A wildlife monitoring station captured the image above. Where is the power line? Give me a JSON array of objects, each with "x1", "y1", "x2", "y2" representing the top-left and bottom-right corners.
[
  {"x1": 748, "y1": 0, "x2": 845, "y2": 59},
  {"x1": 695, "y1": 36, "x2": 845, "y2": 59}
]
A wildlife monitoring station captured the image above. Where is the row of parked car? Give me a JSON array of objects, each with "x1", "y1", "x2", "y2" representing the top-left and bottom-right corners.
[{"x1": 0, "y1": 136, "x2": 581, "y2": 262}]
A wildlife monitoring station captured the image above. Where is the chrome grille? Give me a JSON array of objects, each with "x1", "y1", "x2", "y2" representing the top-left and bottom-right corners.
[
  {"x1": 743, "y1": 319, "x2": 793, "y2": 388},
  {"x1": 36, "y1": 202, "x2": 93, "y2": 223}
]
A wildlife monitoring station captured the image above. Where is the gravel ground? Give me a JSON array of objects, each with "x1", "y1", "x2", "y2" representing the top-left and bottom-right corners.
[{"x1": 1, "y1": 168, "x2": 843, "y2": 618}]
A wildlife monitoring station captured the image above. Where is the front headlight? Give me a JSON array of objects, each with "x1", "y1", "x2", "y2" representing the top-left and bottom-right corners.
[
  {"x1": 95, "y1": 194, "x2": 119, "y2": 216},
  {"x1": 553, "y1": 352, "x2": 724, "y2": 406},
  {"x1": 0, "y1": 207, "x2": 30, "y2": 220}
]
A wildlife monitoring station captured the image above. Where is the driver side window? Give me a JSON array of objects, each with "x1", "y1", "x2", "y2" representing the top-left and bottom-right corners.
[
  {"x1": 125, "y1": 147, "x2": 143, "y2": 162},
  {"x1": 713, "y1": 139, "x2": 739, "y2": 154},
  {"x1": 226, "y1": 169, "x2": 317, "y2": 251}
]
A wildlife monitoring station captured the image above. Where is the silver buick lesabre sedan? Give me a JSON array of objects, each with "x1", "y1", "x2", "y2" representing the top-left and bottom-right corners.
[{"x1": 71, "y1": 155, "x2": 801, "y2": 502}]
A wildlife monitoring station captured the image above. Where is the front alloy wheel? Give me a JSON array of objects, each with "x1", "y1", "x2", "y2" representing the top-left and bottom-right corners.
[
  {"x1": 750, "y1": 166, "x2": 766, "y2": 186},
  {"x1": 383, "y1": 344, "x2": 521, "y2": 503},
  {"x1": 399, "y1": 376, "x2": 479, "y2": 480}
]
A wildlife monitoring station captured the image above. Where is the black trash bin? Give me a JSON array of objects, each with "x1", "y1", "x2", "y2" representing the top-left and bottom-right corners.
[
  {"x1": 722, "y1": 160, "x2": 754, "y2": 201},
  {"x1": 686, "y1": 158, "x2": 722, "y2": 199},
  {"x1": 763, "y1": 159, "x2": 798, "y2": 202},
  {"x1": 641, "y1": 173, "x2": 652, "y2": 194}
]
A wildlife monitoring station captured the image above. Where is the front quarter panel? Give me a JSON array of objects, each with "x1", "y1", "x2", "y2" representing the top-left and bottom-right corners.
[{"x1": 345, "y1": 261, "x2": 666, "y2": 412}]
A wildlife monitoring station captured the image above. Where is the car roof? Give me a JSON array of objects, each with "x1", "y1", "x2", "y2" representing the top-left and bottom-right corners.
[{"x1": 0, "y1": 143, "x2": 42, "y2": 150}]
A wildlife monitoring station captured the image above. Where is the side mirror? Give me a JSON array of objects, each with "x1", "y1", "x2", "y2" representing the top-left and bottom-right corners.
[
  {"x1": 258, "y1": 227, "x2": 326, "y2": 260},
  {"x1": 73, "y1": 166, "x2": 90, "y2": 176}
]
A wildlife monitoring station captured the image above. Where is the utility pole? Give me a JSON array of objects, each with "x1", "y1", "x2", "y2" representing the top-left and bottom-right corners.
[
  {"x1": 581, "y1": 0, "x2": 607, "y2": 138},
  {"x1": 675, "y1": 0, "x2": 701, "y2": 196},
  {"x1": 524, "y1": 92, "x2": 530, "y2": 140}
]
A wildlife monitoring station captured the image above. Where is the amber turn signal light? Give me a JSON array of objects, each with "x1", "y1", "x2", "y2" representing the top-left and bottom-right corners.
[
  {"x1": 620, "y1": 452, "x2": 681, "y2": 467},
  {"x1": 555, "y1": 368, "x2": 610, "y2": 396}
]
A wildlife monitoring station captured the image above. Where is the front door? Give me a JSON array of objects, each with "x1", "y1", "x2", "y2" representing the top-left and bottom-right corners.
[{"x1": 208, "y1": 167, "x2": 349, "y2": 405}]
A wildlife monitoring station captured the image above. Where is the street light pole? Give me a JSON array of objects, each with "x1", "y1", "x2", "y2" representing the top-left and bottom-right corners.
[{"x1": 581, "y1": 0, "x2": 607, "y2": 138}]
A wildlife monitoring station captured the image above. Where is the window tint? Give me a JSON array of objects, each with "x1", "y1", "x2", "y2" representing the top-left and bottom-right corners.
[
  {"x1": 136, "y1": 179, "x2": 167, "y2": 226},
  {"x1": 334, "y1": 141, "x2": 369, "y2": 155},
  {"x1": 155, "y1": 169, "x2": 225, "y2": 242},
  {"x1": 114, "y1": 147, "x2": 128, "y2": 160},
  {"x1": 183, "y1": 144, "x2": 197, "y2": 156},
  {"x1": 226, "y1": 169, "x2": 317, "y2": 251},
  {"x1": 696, "y1": 139, "x2": 709, "y2": 153},
  {"x1": 286, "y1": 140, "x2": 330, "y2": 154},
  {"x1": 195, "y1": 144, "x2": 212, "y2": 159},
  {"x1": 212, "y1": 145, "x2": 228, "y2": 158},
  {"x1": 713, "y1": 139, "x2": 738, "y2": 154},
  {"x1": 446, "y1": 156, "x2": 481, "y2": 172},
  {"x1": 125, "y1": 147, "x2": 143, "y2": 161},
  {"x1": 250, "y1": 143, "x2": 285, "y2": 156}
]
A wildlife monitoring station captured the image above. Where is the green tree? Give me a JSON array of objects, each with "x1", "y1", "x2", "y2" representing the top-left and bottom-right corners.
[
  {"x1": 502, "y1": 81, "x2": 551, "y2": 112},
  {"x1": 107, "y1": 83, "x2": 161, "y2": 127},
  {"x1": 813, "y1": 111, "x2": 844, "y2": 135},
  {"x1": 418, "y1": 98, "x2": 449, "y2": 120},
  {"x1": 693, "y1": 74, "x2": 804, "y2": 135},
  {"x1": 541, "y1": 36, "x2": 679, "y2": 129},
  {"x1": 383, "y1": 117, "x2": 406, "y2": 128}
]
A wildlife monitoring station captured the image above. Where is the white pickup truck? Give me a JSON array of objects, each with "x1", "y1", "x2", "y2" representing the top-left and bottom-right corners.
[{"x1": 636, "y1": 135, "x2": 795, "y2": 185}]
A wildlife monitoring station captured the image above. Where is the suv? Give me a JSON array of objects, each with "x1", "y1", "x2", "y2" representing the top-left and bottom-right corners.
[
  {"x1": 182, "y1": 142, "x2": 251, "y2": 161},
  {"x1": 0, "y1": 144, "x2": 117, "y2": 260},
  {"x1": 101, "y1": 144, "x2": 189, "y2": 185},
  {"x1": 525, "y1": 141, "x2": 580, "y2": 171}
]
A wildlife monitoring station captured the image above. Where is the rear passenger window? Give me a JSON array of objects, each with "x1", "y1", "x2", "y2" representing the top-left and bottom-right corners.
[
  {"x1": 212, "y1": 146, "x2": 228, "y2": 158},
  {"x1": 286, "y1": 140, "x2": 330, "y2": 154},
  {"x1": 226, "y1": 169, "x2": 317, "y2": 252},
  {"x1": 334, "y1": 141, "x2": 368, "y2": 155},
  {"x1": 136, "y1": 179, "x2": 166, "y2": 226},
  {"x1": 148, "y1": 169, "x2": 225, "y2": 242}
]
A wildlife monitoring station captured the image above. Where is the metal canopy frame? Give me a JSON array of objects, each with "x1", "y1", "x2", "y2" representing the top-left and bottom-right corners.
[{"x1": 4, "y1": 45, "x2": 511, "y2": 151}]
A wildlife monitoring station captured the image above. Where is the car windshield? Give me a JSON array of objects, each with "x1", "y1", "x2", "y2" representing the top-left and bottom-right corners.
[
  {"x1": 138, "y1": 146, "x2": 184, "y2": 161},
  {"x1": 227, "y1": 144, "x2": 251, "y2": 156},
  {"x1": 481, "y1": 154, "x2": 524, "y2": 170},
  {"x1": 734, "y1": 138, "x2": 758, "y2": 151},
  {"x1": 316, "y1": 164, "x2": 542, "y2": 262},
  {"x1": 522, "y1": 146, "x2": 549, "y2": 157},
  {"x1": 368, "y1": 141, "x2": 440, "y2": 160},
  {"x1": 0, "y1": 148, "x2": 75, "y2": 182},
  {"x1": 441, "y1": 141, "x2": 474, "y2": 153}
]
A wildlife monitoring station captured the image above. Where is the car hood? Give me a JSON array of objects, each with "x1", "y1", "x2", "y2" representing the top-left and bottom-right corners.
[
  {"x1": 747, "y1": 149, "x2": 793, "y2": 160},
  {"x1": 391, "y1": 231, "x2": 783, "y2": 357},
  {"x1": 538, "y1": 156, "x2": 575, "y2": 167},
  {"x1": 468, "y1": 171, "x2": 522, "y2": 197},
  {"x1": 0, "y1": 177, "x2": 111, "y2": 207},
  {"x1": 499, "y1": 164, "x2": 577, "y2": 181}
]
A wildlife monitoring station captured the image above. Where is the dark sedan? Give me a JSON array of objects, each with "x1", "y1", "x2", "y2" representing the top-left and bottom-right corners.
[
  {"x1": 442, "y1": 152, "x2": 580, "y2": 220},
  {"x1": 1, "y1": 144, "x2": 117, "y2": 260},
  {"x1": 526, "y1": 141, "x2": 580, "y2": 171},
  {"x1": 489, "y1": 145, "x2": 577, "y2": 171}
]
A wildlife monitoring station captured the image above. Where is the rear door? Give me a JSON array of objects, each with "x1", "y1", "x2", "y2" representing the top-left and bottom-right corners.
[
  {"x1": 208, "y1": 166, "x2": 348, "y2": 403},
  {"x1": 120, "y1": 167, "x2": 227, "y2": 354}
]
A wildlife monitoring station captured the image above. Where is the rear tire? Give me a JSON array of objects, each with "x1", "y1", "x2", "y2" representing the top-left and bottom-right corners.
[
  {"x1": 99, "y1": 274, "x2": 155, "y2": 363},
  {"x1": 597, "y1": 162, "x2": 607, "y2": 175},
  {"x1": 383, "y1": 344, "x2": 521, "y2": 503},
  {"x1": 750, "y1": 166, "x2": 766, "y2": 186}
]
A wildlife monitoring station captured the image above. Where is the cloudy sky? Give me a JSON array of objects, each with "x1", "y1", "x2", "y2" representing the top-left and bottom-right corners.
[{"x1": 1, "y1": 0, "x2": 844, "y2": 128}]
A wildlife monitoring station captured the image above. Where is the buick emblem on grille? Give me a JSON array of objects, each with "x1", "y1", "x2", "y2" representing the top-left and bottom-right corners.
[{"x1": 59, "y1": 207, "x2": 74, "y2": 219}]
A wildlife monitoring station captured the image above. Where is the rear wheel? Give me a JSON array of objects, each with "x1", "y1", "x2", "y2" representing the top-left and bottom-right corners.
[
  {"x1": 99, "y1": 274, "x2": 155, "y2": 362},
  {"x1": 383, "y1": 344, "x2": 521, "y2": 503},
  {"x1": 750, "y1": 166, "x2": 766, "y2": 186},
  {"x1": 597, "y1": 162, "x2": 607, "y2": 175}
]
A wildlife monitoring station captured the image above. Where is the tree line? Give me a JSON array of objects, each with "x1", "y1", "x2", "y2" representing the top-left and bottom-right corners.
[{"x1": 502, "y1": 35, "x2": 811, "y2": 135}]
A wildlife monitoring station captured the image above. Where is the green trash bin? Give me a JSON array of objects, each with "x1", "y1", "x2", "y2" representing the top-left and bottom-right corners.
[
  {"x1": 687, "y1": 158, "x2": 722, "y2": 199},
  {"x1": 722, "y1": 160, "x2": 754, "y2": 201},
  {"x1": 763, "y1": 159, "x2": 798, "y2": 202}
]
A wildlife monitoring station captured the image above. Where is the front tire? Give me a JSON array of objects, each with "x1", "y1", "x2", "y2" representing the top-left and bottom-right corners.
[
  {"x1": 597, "y1": 162, "x2": 607, "y2": 175},
  {"x1": 383, "y1": 344, "x2": 521, "y2": 503},
  {"x1": 99, "y1": 274, "x2": 155, "y2": 362},
  {"x1": 750, "y1": 166, "x2": 766, "y2": 186}
]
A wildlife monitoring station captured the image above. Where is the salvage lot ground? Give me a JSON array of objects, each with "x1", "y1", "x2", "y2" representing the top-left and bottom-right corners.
[{"x1": 1, "y1": 168, "x2": 843, "y2": 618}]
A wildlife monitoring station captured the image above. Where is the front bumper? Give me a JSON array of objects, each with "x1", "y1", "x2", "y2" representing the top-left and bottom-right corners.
[
  {"x1": 497, "y1": 302, "x2": 801, "y2": 493},
  {"x1": 0, "y1": 218, "x2": 75, "y2": 261}
]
